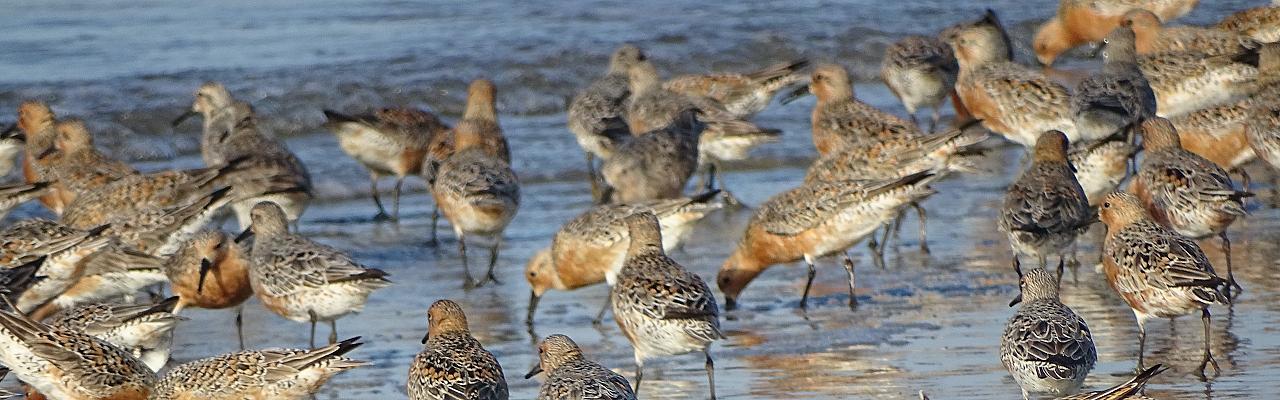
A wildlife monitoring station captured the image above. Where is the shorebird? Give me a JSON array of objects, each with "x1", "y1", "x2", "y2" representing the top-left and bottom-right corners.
[
  {"x1": 568, "y1": 44, "x2": 644, "y2": 201},
  {"x1": 0, "y1": 309, "x2": 155, "y2": 400},
  {"x1": 525, "y1": 334, "x2": 636, "y2": 400},
  {"x1": 1001, "y1": 266, "x2": 1097, "y2": 399},
  {"x1": 322, "y1": 107, "x2": 448, "y2": 221},
  {"x1": 164, "y1": 230, "x2": 253, "y2": 348},
  {"x1": 175, "y1": 83, "x2": 313, "y2": 228},
  {"x1": 1217, "y1": 5, "x2": 1280, "y2": 43},
  {"x1": 241, "y1": 202, "x2": 391, "y2": 347},
  {"x1": 424, "y1": 79, "x2": 513, "y2": 246},
  {"x1": 60, "y1": 159, "x2": 242, "y2": 230},
  {"x1": 787, "y1": 63, "x2": 920, "y2": 154},
  {"x1": 1069, "y1": 137, "x2": 1138, "y2": 206},
  {"x1": 599, "y1": 109, "x2": 701, "y2": 204},
  {"x1": 610, "y1": 212, "x2": 721, "y2": 398},
  {"x1": 948, "y1": 10, "x2": 1080, "y2": 147},
  {"x1": 1170, "y1": 98, "x2": 1258, "y2": 172},
  {"x1": 626, "y1": 59, "x2": 780, "y2": 196},
  {"x1": 1138, "y1": 44, "x2": 1262, "y2": 117},
  {"x1": 46, "y1": 297, "x2": 183, "y2": 372},
  {"x1": 151, "y1": 336, "x2": 368, "y2": 400},
  {"x1": 802, "y1": 120, "x2": 987, "y2": 257},
  {"x1": 717, "y1": 171, "x2": 936, "y2": 310},
  {"x1": 1123, "y1": 9, "x2": 1258, "y2": 57},
  {"x1": 407, "y1": 299, "x2": 508, "y2": 400},
  {"x1": 664, "y1": 59, "x2": 809, "y2": 120},
  {"x1": 205, "y1": 102, "x2": 313, "y2": 229},
  {"x1": 17, "y1": 101, "x2": 70, "y2": 214},
  {"x1": 881, "y1": 35, "x2": 958, "y2": 132},
  {"x1": 1131, "y1": 118, "x2": 1249, "y2": 296},
  {"x1": 36, "y1": 246, "x2": 168, "y2": 320},
  {"x1": 99, "y1": 185, "x2": 234, "y2": 257},
  {"x1": 999, "y1": 131, "x2": 1096, "y2": 270},
  {"x1": 0, "y1": 122, "x2": 25, "y2": 177},
  {"x1": 1058, "y1": 364, "x2": 1167, "y2": 400},
  {"x1": 432, "y1": 80, "x2": 520, "y2": 288},
  {"x1": 525, "y1": 191, "x2": 723, "y2": 325},
  {"x1": 1033, "y1": 0, "x2": 1200, "y2": 66},
  {"x1": 1099, "y1": 192, "x2": 1229, "y2": 376},
  {"x1": 0, "y1": 219, "x2": 112, "y2": 313},
  {"x1": 1072, "y1": 22, "x2": 1157, "y2": 145},
  {"x1": 48, "y1": 119, "x2": 136, "y2": 204},
  {"x1": 0, "y1": 181, "x2": 49, "y2": 220}
]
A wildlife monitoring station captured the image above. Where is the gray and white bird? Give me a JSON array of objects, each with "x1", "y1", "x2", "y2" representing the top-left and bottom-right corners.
[
  {"x1": 610, "y1": 211, "x2": 722, "y2": 399},
  {"x1": 1001, "y1": 267, "x2": 1097, "y2": 399},
  {"x1": 525, "y1": 334, "x2": 636, "y2": 400},
  {"x1": 999, "y1": 131, "x2": 1096, "y2": 269},
  {"x1": 1071, "y1": 22, "x2": 1157, "y2": 144},
  {"x1": 881, "y1": 35, "x2": 959, "y2": 132}
]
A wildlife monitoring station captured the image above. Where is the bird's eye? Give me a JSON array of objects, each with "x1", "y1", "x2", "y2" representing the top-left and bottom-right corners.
[{"x1": 1103, "y1": 202, "x2": 1111, "y2": 209}]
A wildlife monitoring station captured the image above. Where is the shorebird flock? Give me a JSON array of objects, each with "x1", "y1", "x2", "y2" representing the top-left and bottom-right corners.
[{"x1": 0, "y1": 1, "x2": 1276, "y2": 399}]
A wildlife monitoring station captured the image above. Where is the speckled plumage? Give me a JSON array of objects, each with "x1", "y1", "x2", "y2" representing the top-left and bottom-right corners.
[
  {"x1": 1068, "y1": 137, "x2": 1137, "y2": 206},
  {"x1": 1217, "y1": 5, "x2": 1280, "y2": 43},
  {"x1": 568, "y1": 45, "x2": 641, "y2": 162},
  {"x1": 1099, "y1": 192, "x2": 1228, "y2": 374},
  {"x1": 205, "y1": 102, "x2": 313, "y2": 229},
  {"x1": 999, "y1": 132, "x2": 1095, "y2": 266},
  {"x1": 246, "y1": 202, "x2": 390, "y2": 346},
  {"x1": 323, "y1": 106, "x2": 448, "y2": 220},
  {"x1": 717, "y1": 171, "x2": 936, "y2": 309},
  {"x1": 0, "y1": 219, "x2": 113, "y2": 314},
  {"x1": 881, "y1": 35, "x2": 958, "y2": 130},
  {"x1": 949, "y1": 13, "x2": 1078, "y2": 147},
  {"x1": 1138, "y1": 47, "x2": 1261, "y2": 117},
  {"x1": 1071, "y1": 24, "x2": 1157, "y2": 143},
  {"x1": 47, "y1": 119, "x2": 137, "y2": 204},
  {"x1": 408, "y1": 300, "x2": 507, "y2": 400},
  {"x1": 664, "y1": 59, "x2": 808, "y2": 120},
  {"x1": 60, "y1": 162, "x2": 234, "y2": 230},
  {"x1": 1247, "y1": 94, "x2": 1280, "y2": 172},
  {"x1": 98, "y1": 186, "x2": 233, "y2": 257},
  {"x1": 0, "y1": 309, "x2": 155, "y2": 400},
  {"x1": 529, "y1": 334, "x2": 636, "y2": 400},
  {"x1": 152, "y1": 337, "x2": 368, "y2": 400},
  {"x1": 47, "y1": 297, "x2": 182, "y2": 372},
  {"x1": 611, "y1": 212, "x2": 720, "y2": 398},
  {"x1": 805, "y1": 64, "x2": 922, "y2": 155},
  {"x1": 1001, "y1": 269, "x2": 1096, "y2": 398},
  {"x1": 1124, "y1": 9, "x2": 1258, "y2": 57},
  {"x1": 1132, "y1": 119, "x2": 1247, "y2": 239}
]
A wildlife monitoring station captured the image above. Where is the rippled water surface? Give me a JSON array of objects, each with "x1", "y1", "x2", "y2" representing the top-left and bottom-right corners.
[{"x1": 2, "y1": 0, "x2": 1279, "y2": 398}]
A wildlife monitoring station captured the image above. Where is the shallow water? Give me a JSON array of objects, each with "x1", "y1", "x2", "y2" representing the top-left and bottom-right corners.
[{"x1": 2, "y1": 0, "x2": 1279, "y2": 399}]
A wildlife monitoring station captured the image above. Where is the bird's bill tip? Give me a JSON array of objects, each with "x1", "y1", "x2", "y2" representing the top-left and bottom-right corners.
[
  {"x1": 524, "y1": 364, "x2": 543, "y2": 379},
  {"x1": 1008, "y1": 294, "x2": 1022, "y2": 307}
]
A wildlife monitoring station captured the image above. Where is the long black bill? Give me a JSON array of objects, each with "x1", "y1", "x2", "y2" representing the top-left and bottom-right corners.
[
  {"x1": 234, "y1": 226, "x2": 255, "y2": 244},
  {"x1": 197, "y1": 258, "x2": 212, "y2": 294},
  {"x1": 526, "y1": 291, "x2": 541, "y2": 326},
  {"x1": 421, "y1": 331, "x2": 430, "y2": 344},
  {"x1": 524, "y1": 364, "x2": 544, "y2": 379},
  {"x1": 1008, "y1": 293, "x2": 1023, "y2": 307},
  {"x1": 779, "y1": 85, "x2": 811, "y2": 106},
  {"x1": 172, "y1": 110, "x2": 198, "y2": 127}
]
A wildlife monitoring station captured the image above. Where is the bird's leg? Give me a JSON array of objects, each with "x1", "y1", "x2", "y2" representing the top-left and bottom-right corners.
[
  {"x1": 843, "y1": 254, "x2": 857, "y2": 310},
  {"x1": 460, "y1": 235, "x2": 476, "y2": 289},
  {"x1": 633, "y1": 360, "x2": 644, "y2": 394},
  {"x1": 236, "y1": 306, "x2": 245, "y2": 350},
  {"x1": 705, "y1": 350, "x2": 717, "y2": 400},
  {"x1": 913, "y1": 202, "x2": 930, "y2": 254},
  {"x1": 391, "y1": 176, "x2": 404, "y2": 222},
  {"x1": 1220, "y1": 231, "x2": 1242, "y2": 299},
  {"x1": 329, "y1": 320, "x2": 338, "y2": 345},
  {"x1": 309, "y1": 310, "x2": 318, "y2": 349},
  {"x1": 799, "y1": 256, "x2": 817, "y2": 310},
  {"x1": 1038, "y1": 254, "x2": 1047, "y2": 270},
  {"x1": 428, "y1": 206, "x2": 441, "y2": 246},
  {"x1": 1136, "y1": 321, "x2": 1147, "y2": 374},
  {"x1": 479, "y1": 241, "x2": 502, "y2": 286},
  {"x1": 586, "y1": 152, "x2": 601, "y2": 203},
  {"x1": 1198, "y1": 308, "x2": 1221, "y2": 377},
  {"x1": 369, "y1": 172, "x2": 390, "y2": 221},
  {"x1": 592, "y1": 296, "x2": 611, "y2": 326},
  {"x1": 867, "y1": 229, "x2": 885, "y2": 269},
  {"x1": 929, "y1": 105, "x2": 941, "y2": 133}
]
